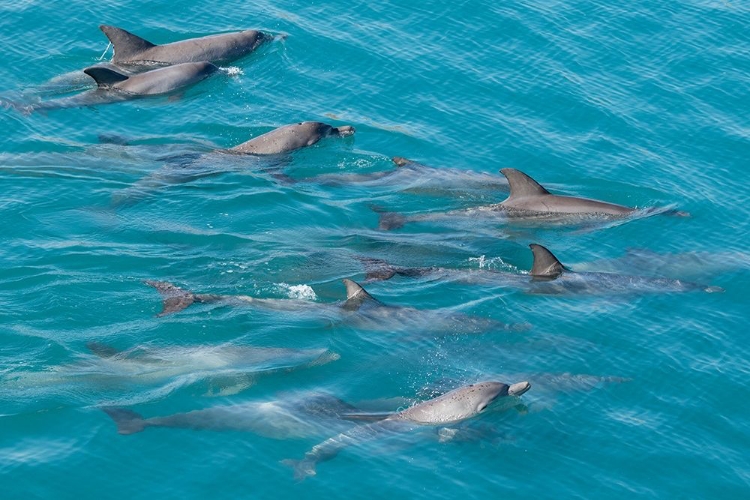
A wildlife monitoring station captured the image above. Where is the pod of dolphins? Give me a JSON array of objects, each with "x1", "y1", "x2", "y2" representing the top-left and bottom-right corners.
[{"x1": 6, "y1": 24, "x2": 724, "y2": 481}]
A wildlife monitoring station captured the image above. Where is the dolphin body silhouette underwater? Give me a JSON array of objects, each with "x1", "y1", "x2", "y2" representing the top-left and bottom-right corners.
[{"x1": 360, "y1": 244, "x2": 722, "y2": 295}]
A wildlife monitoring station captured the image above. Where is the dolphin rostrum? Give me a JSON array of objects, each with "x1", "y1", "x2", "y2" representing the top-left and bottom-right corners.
[
  {"x1": 145, "y1": 278, "x2": 525, "y2": 333},
  {"x1": 32, "y1": 62, "x2": 218, "y2": 111},
  {"x1": 378, "y1": 168, "x2": 687, "y2": 230},
  {"x1": 359, "y1": 244, "x2": 722, "y2": 294},
  {"x1": 282, "y1": 380, "x2": 531, "y2": 480},
  {"x1": 99, "y1": 25, "x2": 270, "y2": 67}
]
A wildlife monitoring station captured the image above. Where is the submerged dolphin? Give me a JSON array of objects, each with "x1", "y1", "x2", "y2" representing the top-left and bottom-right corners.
[
  {"x1": 293, "y1": 156, "x2": 509, "y2": 196},
  {"x1": 359, "y1": 243, "x2": 722, "y2": 294},
  {"x1": 4, "y1": 342, "x2": 338, "y2": 398},
  {"x1": 282, "y1": 380, "x2": 531, "y2": 479},
  {"x1": 99, "y1": 25, "x2": 270, "y2": 67},
  {"x1": 32, "y1": 62, "x2": 218, "y2": 111},
  {"x1": 145, "y1": 278, "x2": 523, "y2": 333},
  {"x1": 378, "y1": 168, "x2": 686, "y2": 230},
  {"x1": 102, "y1": 392, "x2": 366, "y2": 438}
]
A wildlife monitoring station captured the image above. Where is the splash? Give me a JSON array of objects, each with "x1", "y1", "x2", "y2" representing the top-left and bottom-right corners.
[
  {"x1": 220, "y1": 66, "x2": 244, "y2": 76},
  {"x1": 276, "y1": 283, "x2": 317, "y2": 301}
]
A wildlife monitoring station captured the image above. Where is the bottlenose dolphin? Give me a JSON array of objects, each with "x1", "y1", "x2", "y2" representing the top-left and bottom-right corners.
[
  {"x1": 293, "y1": 156, "x2": 509, "y2": 196},
  {"x1": 225, "y1": 121, "x2": 356, "y2": 155},
  {"x1": 102, "y1": 392, "x2": 367, "y2": 438},
  {"x1": 282, "y1": 380, "x2": 531, "y2": 479},
  {"x1": 99, "y1": 25, "x2": 270, "y2": 67},
  {"x1": 31, "y1": 62, "x2": 218, "y2": 111},
  {"x1": 378, "y1": 168, "x2": 686, "y2": 230},
  {"x1": 4, "y1": 342, "x2": 338, "y2": 398},
  {"x1": 359, "y1": 244, "x2": 722, "y2": 294},
  {"x1": 145, "y1": 279, "x2": 523, "y2": 333},
  {"x1": 109, "y1": 121, "x2": 355, "y2": 206}
]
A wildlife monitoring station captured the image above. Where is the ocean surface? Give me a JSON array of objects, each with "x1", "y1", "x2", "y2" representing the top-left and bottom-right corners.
[{"x1": 1, "y1": 0, "x2": 748, "y2": 498}]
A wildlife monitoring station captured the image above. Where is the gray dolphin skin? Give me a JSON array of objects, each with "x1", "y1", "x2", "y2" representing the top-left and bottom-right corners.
[
  {"x1": 102, "y1": 392, "x2": 364, "y2": 438},
  {"x1": 145, "y1": 278, "x2": 522, "y2": 333},
  {"x1": 32, "y1": 62, "x2": 218, "y2": 111},
  {"x1": 227, "y1": 121, "x2": 356, "y2": 155},
  {"x1": 282, "y1": 380, "x2": 531, "y2": 480},
  {"x1": 359, "y1": 244, "x2": 722, "y2": 294},
  {"x1": 377, "y1": 168, "x2": 677, "y2": 230},
  {"x1": 4, "y1": 342, "x2": 339, "y2": 397},
  {"x1": 100, "y1": 25, "x2": 269, "y2": 66}
]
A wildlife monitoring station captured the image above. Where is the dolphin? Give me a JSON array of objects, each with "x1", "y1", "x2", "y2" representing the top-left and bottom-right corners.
[
  {"x1": 3, "y1": 342, "x2": 339, "y2": 399},
  {"x1": 102, "y1": 392, "x2": 369, "y2": 438},
  {"x1": 378, "y1": 168, "x2": 686, "y2": 230},
  {"x1": 31, "y1": 62, "x2": 218, "y2": 111},
  {"x1": 145, "y1": 279, "x2": 524, "y2": 333},
  {"x1": 293, "y1": 156, "x2": 509, "y2": 196},
  {"x1": 358, "y1": 244, "x2": 722, "y2": 294},
  {"x1": 99, "y1": 25, "x2": 270, "y2": 67},
  {"x1": 225, "y1": 121, "x2": 356, "y2": 156},
  {"x1": 282, "y1": 380, "x2": 531, "y2": 480},
  {"x1": 109, "y1": 121, "x2": 355, "y2": 206}
]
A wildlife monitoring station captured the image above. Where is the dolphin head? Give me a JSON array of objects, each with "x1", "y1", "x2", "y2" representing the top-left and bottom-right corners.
[
  {"x1": 467, "y1": 382, "x2": 531, "y2": 413},
  {"x1": 402, "y1": 380, "x2": 531, "y2": 424},
  {"x1": 467, "y1": 380, "x2": 531, "y2": 414}
]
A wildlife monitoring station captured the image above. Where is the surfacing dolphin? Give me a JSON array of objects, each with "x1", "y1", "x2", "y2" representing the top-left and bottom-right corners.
[
  {"x1": 99, "y1": 25, "x2": 270, "y2": 67},
  {"x1": 3, "y1": 342, "x2": 339, "y2": 399},
  {"x1": 359, "y1": 243, "x2": 722, "y2": 294},
  {"x1": 225, "y1": 121, "x2": 356, "y2": 156},
  {"x1": 378, "y1": 168, "x2": 687, "y2": 230},
  {"x1": 110, "y1": 121, "x2": 356, "y2": 206},
  {"x1": 282, "y1": 380, "x2": 531, "y2": 480},
  {"x1": 31, "y1": 62, "x2": 218, "y2": 111},
  {"x1": 145, "y1": 278, "x2": 524, "y2": 333}
]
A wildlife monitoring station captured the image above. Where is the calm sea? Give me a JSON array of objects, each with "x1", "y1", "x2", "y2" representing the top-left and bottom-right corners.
[{"x1": 1, "y1": 0, "x2": 748, "y2": 498}]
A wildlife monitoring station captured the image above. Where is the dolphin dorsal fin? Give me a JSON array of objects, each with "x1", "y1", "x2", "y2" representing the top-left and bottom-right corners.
[
  {"x1": 99, "y1": 25, "x2": 156, "y2": 62},
  {"x1": 501, "y1": 169, "x2": 550, "y2": 199},
  {"x1": 83, "y1": 66, "x2": 129, "y2": 87},
  {"x1": 144, "y1": 280, "x2": 196, "y2": 316},
  {"x1": 342, "y1": 279, "x2": 378, "y2": 311},
  {"x1": 529, "y1": 244, "x2": 565, "y2": 277}
]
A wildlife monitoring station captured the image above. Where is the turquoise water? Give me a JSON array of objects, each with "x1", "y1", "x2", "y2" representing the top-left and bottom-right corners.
[{"x1": 1, "y1": 0, "x2": 749, "y2": 497}]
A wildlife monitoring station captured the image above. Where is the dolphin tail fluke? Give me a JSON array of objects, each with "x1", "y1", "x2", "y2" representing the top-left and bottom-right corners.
[
  {"x1": 356, "y1": 256, "x2": 397, "y2": 282},
  {"x1": 144, "y1": 280, "x2": 196, "y2": 316},
  {"x1": 280, "y1": 458, "x2": 316, "y2": 481},
  {"x1": 102, "y1": 407, "x2": 147, "y2": 435},
  {"x1": 86, "y1": 342, "x2": 121, "y2": 358},
  {"x1": 99, "y1": 25, "x2": 156, "y2": 63}
]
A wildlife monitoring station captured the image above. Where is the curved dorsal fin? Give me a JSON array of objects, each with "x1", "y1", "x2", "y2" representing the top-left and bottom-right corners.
[
  {"x1": 342, "y1": 279, "x2": 378, "y2": 311},
  {"x1": 83, "y1": 66, "x2": 129, "y2": 87},
  {"x1": 529, "y1": 244, "x2": 565, "y2": 277},
  {"x1": 99, "y1": 25, "x2": 156, "y2": 62},
  {"x1": 500, "y1": 169, "x2": 550, "y2": 199}
]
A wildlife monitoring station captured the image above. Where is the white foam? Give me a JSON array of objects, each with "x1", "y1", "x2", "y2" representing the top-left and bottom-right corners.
[
  {"x1": 220, "y1": 66, "x2": 244, "y2": 76},
  {"x1": 276, "y1": 283, "x2": 317, "y2": 301}
]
